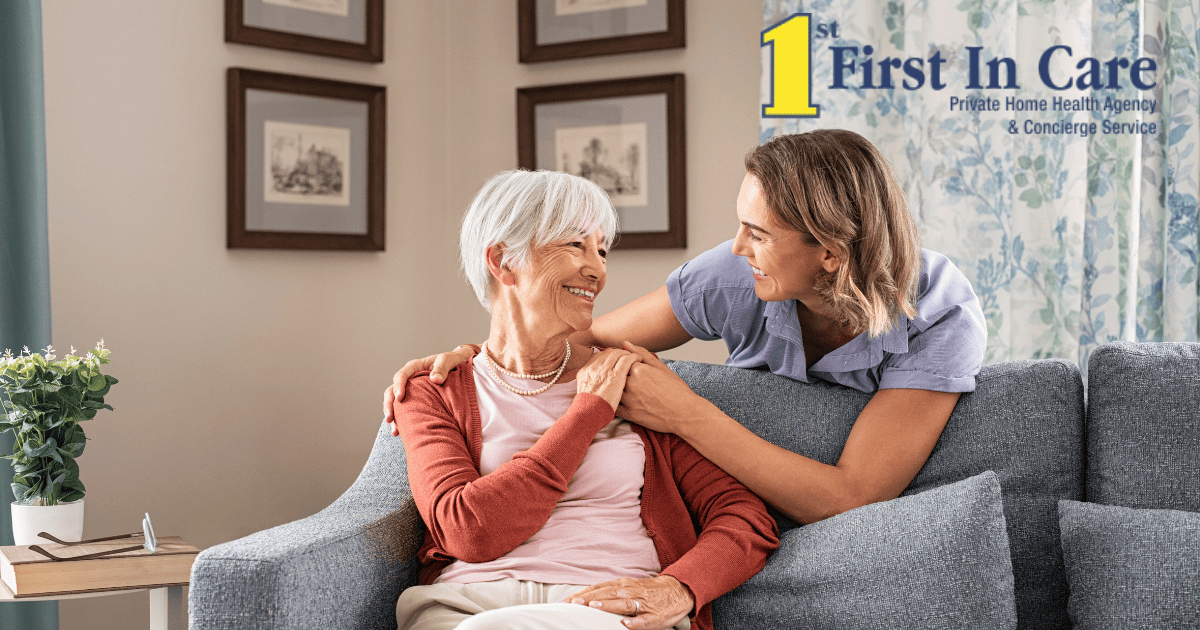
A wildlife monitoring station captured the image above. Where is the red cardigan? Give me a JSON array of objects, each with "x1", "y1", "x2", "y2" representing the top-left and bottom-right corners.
[{"x1": 393, "y1": 362, "x2": 778, "y2": 630}]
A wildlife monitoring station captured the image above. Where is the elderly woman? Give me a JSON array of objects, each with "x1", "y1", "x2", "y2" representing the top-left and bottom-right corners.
[
  {"x1": 391, "y1": 170, "x2": 778, "y2": 630},
  {"x1": 387, "y1": 129, "x2": 987, "y2": 528}
]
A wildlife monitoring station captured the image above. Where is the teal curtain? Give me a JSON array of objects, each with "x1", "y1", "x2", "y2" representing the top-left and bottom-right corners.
[
  {"x1": 0, "y1": 0, "x2": 58, "y2": 626},
  {"x1": 761, "y1": 0, "x2": 1199, "y2": 377}
]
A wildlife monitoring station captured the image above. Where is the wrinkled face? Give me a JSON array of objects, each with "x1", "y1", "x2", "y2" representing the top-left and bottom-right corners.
[
  {"x1": 507, "y1": 230, "x2": 608, "y2": 333},
  {"x1": 730, "y1": 173, "x2": 837, "y2": 306}
]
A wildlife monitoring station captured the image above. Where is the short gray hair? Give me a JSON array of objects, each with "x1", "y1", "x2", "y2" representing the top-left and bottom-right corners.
[{"x1": 460, "y1": 170, "x2": 618, "y2": 311}]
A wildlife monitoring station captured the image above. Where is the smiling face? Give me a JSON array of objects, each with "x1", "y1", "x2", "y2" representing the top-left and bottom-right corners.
[
  {"x1": 730, "y1": 173, "x2": 839, "y2": 308},
  {"x1": 494, "y1": 230, "x2": 608, "y2": 335}
]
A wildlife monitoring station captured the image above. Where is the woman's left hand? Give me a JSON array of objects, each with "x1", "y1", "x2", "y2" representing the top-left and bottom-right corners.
[
  {"x1": 566, "y1": 575, "x2": 694, "y2": 629},
  {"x1": 616, "y1": 341, "x2": 712, "y2": 435}
]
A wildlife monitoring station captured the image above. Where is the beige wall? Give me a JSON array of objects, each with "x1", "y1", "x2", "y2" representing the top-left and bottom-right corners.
[
  {"x1": 39, "y1": 1, "x2": 760, "y2": 627},
  {"x1": 439, "y1": 2, "x2": 763, "y2": 351}
]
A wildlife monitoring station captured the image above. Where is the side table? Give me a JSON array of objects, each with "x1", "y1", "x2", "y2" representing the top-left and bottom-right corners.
[{"x1": 0, "y1": 578, "x2": 186, "y2": 630}]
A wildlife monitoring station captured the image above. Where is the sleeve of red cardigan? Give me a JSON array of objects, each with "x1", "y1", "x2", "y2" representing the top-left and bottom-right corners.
[
  {"x1": 395, "y1": 376, "x2": 616, "y2": 563},
  {"x1": 659, "y1": 435, "x2": 779, "y2": 611}
]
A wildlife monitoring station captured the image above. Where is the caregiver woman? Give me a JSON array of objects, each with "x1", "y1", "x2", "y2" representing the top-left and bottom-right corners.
[{"x1": 387, "y1": 129, "x2": 987, "y2": 526}]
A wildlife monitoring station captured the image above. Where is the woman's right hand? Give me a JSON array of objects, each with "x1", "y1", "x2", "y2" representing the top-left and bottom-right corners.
[
  {"x1": 382, "y1": 345, "x2": 478, "y2": 434},
  {"x1": 576, "y1": 348, "x2": 642, "y2": 411}
]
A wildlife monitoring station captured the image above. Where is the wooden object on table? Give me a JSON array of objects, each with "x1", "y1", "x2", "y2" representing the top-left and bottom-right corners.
[{"x1": 0, "y1": 536, "x2": 197, "y2": 597}]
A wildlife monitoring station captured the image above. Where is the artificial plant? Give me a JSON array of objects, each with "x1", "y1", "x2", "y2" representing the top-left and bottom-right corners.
[{"x1": 0, "y1": 342, "x2": 116, "y2": 506}]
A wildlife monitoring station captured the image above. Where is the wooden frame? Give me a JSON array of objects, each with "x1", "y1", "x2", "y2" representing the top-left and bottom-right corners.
[
  {"x1": 518, "y1": 74, "x2": 686, "y2": 250},
  {"x1": 227, "y1": 68, "x2": 385, "y2": 251},
  {"x1": 225, "y1": 0, "x2": 383, "y2": 63},
  {"x1": 518, "y1": 0, "x2": 684, "y2": 63}
]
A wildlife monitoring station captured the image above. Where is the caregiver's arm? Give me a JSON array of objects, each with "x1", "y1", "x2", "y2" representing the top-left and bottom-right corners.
[
  {"x1": 617, "y1": 344, "x2": 960, "y2": 525},
  {"x1": 586, "y1": 286, "x2": 694, "y2": 351},
  {"x1": 383, "y1": 286, "x2": 691, "y2": 428}
]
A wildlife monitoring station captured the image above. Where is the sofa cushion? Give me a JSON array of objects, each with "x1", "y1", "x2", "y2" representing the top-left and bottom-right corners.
[
  {"x1": 713, "y1": 471, "x2": 1016, "y2": 629},
  {"x1": 669, "y1": 359, "x2": 1083, "y2": 630},
  {"x1": 1059, "y1": 500, "x2": 1200, "y2": 628},
  {"x1": 1085, "y1": 342, "x2": 1200, "y2": 511}
]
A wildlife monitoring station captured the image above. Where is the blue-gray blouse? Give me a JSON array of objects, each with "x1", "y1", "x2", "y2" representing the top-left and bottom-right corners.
[{"x1": 666, "y1": 241, "x2": 987, "y2": 393}]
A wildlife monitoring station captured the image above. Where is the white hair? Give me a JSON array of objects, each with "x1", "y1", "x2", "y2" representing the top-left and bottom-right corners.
[{"x1": 460, "y1": 170, "x2": 618, "y2": 311}]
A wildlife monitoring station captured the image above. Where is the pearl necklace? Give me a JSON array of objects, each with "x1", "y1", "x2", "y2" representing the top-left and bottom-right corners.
[{"x1": 482, "y1": 340, "x2": 571, "y2": 396}]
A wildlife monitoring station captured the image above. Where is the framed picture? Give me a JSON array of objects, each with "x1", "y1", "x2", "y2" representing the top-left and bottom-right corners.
[
  {"x1": 518, "y1": 0, "x2": 684, "y2": 63},
  {"x1": 227, "y1": 68, "x2": 385, "y2": 251},
  {"x1": 518, "y1": 74, "x2": 685, "y2": 249},
  {"x1": 225, "y1": 0, "x2": 383, "y2": 63}
]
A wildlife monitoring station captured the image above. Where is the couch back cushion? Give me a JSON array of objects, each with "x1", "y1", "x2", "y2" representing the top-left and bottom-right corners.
[
  {"x1": 1085, "y1": 342, "x2": 1200, "y2": 511},
  {"x1": 668, "y1": 359, "x2": 1084, "y2": 630}
]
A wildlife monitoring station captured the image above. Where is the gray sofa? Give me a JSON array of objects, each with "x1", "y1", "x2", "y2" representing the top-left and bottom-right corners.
[{"x1": 189, "y1": 342, "x2": 1200, "y2": 629}]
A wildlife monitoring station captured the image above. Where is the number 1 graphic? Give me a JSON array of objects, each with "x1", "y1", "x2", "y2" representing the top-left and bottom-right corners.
[{"x1": 762, "y1": 13, "x2": 820, "y2": 118}]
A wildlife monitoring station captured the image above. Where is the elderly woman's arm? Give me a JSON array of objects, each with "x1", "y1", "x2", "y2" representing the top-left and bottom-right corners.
[
  {"x1": 395, "y1": 349, "x2": 640, "y2": 562},
  {"x1": 569, "y1": 433, "x2": 779, "y2": 629},
  {"x1": 658, "y1": 433, "x2": 779, "y2": 606},
  {"x1": 396, "y1": 380, "x2": 616, "y2": 562}
]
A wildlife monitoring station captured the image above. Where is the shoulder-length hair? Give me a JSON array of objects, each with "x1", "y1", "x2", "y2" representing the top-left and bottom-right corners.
[
  {"x1": 744, "y1": 130, "x2": 921, "y2": 336},
  {"x1": 460, "y1": 170, "x2": 618, "y2": 312}
]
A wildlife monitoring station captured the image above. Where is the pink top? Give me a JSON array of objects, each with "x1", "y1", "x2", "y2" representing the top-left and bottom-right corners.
[
  {"x1": 435, "y1": 352, "x2": 661, "y2": 585},
  {"x1": 395, "y1": 355, "x2": 780, "y2": 630}
]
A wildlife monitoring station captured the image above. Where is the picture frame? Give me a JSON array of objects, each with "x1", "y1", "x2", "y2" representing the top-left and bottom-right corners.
[
  {"x1": 227, "y1": 68, "x2": 385, "y2": 251},
  {"x1": 518, "y1": 74, "x2": 686, "y2": 250},
  {"x1": 518, "y1": 0, "x2": 684, "y2": 63},
  {"x1": 225, "y1": 0, "x2": 383, "y2": 63}
]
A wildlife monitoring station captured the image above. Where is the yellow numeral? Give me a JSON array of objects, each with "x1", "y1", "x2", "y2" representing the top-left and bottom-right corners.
[{"x1": 762, "y1": 13, "x2": 820, "y2": 118}]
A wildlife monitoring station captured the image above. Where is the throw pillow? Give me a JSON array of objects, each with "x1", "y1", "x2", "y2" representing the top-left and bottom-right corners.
[
  {"x1": 1059, "y1": 500, "x2": 1200, "y2": 629},
  {"x1": 712, "y1": 471, "x2": 1017, "y2": 630}
]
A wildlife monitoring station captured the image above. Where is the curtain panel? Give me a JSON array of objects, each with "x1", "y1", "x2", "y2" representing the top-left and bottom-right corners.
[
  {"x1": 761, "y1": 0, "x2": 1199, "y2": 374},
  {"x1": 0, "y1": 0, "x2": 58, "y2": 626}
]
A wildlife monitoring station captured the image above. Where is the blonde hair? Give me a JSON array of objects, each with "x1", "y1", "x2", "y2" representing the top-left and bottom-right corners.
[
  {"x1": 460, "y1": 170, "x2": 618, "y2": 312},
  {"x1": 744, "y1": 130, "x2": 921, "y2": 336}
]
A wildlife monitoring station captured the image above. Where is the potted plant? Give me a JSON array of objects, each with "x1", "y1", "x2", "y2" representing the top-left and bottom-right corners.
[{"x1": 0, "y1": 341, "x2": 116, "y2": 545}]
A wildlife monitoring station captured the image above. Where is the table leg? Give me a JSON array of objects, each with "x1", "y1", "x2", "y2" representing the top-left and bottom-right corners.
[{"x1": 150, "y1": 586, "x2": 185, "y2": 630}]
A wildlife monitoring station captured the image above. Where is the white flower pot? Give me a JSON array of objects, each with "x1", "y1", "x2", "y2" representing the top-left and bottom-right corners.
[{"x1": 10, "y1": 500, "x2": 85, "y2": 546}]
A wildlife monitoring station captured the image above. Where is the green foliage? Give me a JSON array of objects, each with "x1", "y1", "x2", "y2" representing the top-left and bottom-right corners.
[
  {"x1": 884, "y1": 1, "x2": 904, "y2": 50},
  {"x1": 0, "y1": 342, "x2": 115, "y2": 506},
  {"x1": 1015, "y1": 152, "x2": 1054, "y2": 210}
]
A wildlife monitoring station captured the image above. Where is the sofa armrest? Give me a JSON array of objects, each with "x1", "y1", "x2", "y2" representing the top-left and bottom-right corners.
[{"x1": 190, "y1": 424, "x2": 425, "y2": 630}]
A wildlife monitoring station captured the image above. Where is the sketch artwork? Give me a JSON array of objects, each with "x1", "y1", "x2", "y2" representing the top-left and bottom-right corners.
[
  {"x1": 555, "y1": 122, "x2": 648, "y2": 208},
  {"x1": 264, "y1": 120, "x2": 351, "y2": 207},
  {"x1": 262, "y1": 0, "x2": 350, "y2": 17},
  {"x1": 555, "y1": 0, "x2": 647, "y2": 17}
]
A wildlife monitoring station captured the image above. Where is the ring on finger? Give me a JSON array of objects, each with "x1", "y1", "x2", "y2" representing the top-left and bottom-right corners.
[{"x1": 633, "y1": 600, "x2": 640, "y2": 613}]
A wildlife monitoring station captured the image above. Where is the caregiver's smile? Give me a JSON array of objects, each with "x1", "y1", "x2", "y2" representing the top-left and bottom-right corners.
[{"x1": 730, "y1": 173, "x2": 839, "y2": 310}]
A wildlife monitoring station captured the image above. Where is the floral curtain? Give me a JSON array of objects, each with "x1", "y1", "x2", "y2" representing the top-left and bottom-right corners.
[{"x1": 761, "y1": 0, "x2": 1199, "y2": 374}]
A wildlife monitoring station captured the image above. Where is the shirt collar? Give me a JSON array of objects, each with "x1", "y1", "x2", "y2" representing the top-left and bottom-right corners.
[
  {"x1": 764, "y1": 299, "x2": 802, "y2": 344},
  {"x1": 880, "y1": 316, "x2": 910, "y2": 354},
  {"x1": 766, "y1": 300, "x2": 910, "y2": 373}
]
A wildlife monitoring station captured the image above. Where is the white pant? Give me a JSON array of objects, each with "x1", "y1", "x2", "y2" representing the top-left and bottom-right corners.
[{"x1": 395, "y1": 579, "x2": 692, "y2": 630}]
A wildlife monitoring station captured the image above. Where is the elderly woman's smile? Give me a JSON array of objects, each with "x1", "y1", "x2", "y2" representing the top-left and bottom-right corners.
[
  {"x1": 508, "y1": 231, "x2": 608, "y2": 333},
  {"x1": 565, "y1": 286, "x2": 596, "y2": 300}
]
